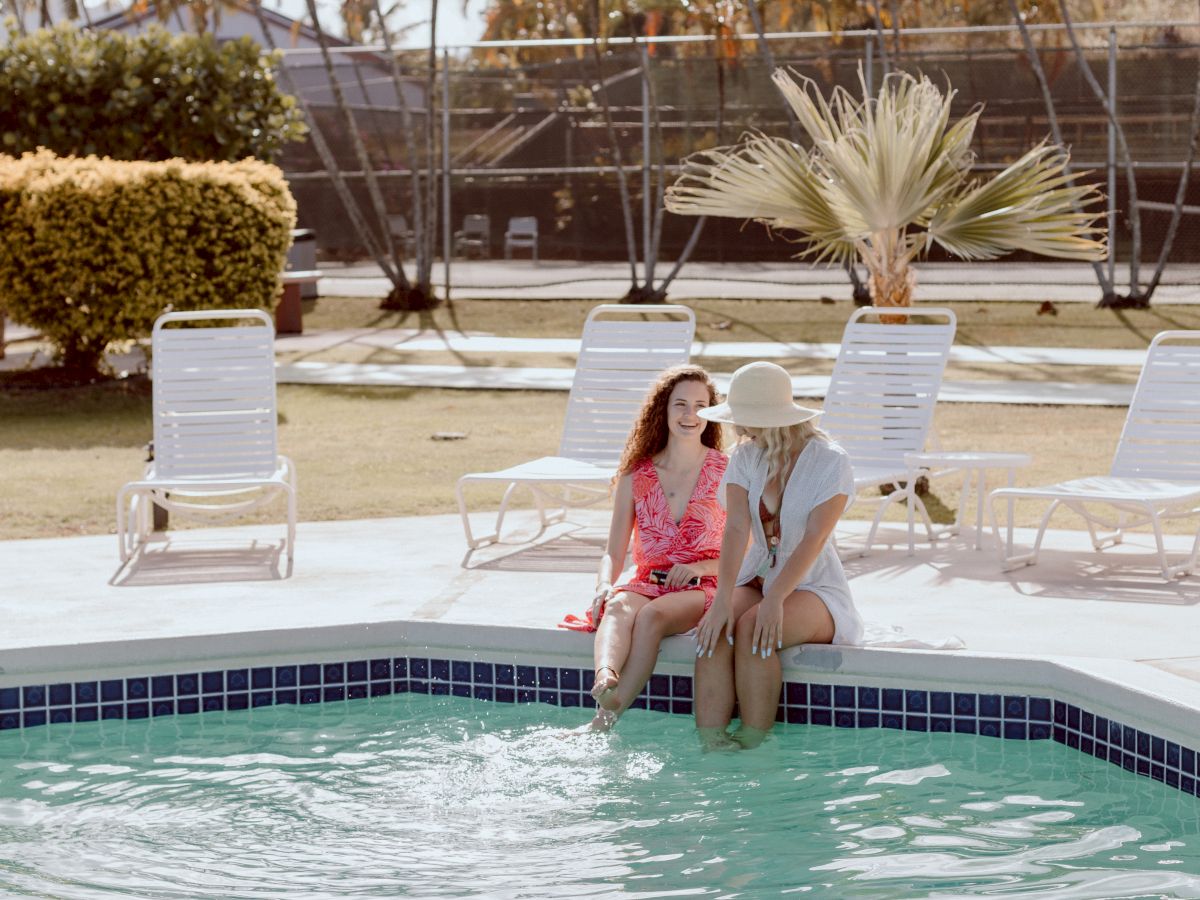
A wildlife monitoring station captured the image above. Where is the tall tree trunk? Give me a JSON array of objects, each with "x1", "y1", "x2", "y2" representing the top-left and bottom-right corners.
[
  {"x1": 420, "y1": 0, "x2": 439, "y2": 290},
  {"x1": 1008, "y1": 0, "x2": 1113, "y2": 299}
]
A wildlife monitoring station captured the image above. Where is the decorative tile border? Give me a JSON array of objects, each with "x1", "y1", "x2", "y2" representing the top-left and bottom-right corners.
[{"x1": 1, "y1": 655, "x2": 1196, "y2": 797}]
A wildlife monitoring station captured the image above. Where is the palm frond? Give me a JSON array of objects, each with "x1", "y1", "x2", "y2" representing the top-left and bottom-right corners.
[{"x1": 928, "y1": 143, "x2": 1106, "y2": 261}]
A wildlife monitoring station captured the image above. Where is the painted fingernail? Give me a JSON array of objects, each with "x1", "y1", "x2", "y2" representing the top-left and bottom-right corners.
[
  {"x1": 751, "y1": 644, "x2": 757, "y2": 654},
  {"x1": 777, "y1": 640, "x2": 783, "y2": 649},
  {"x1": 707, "y1": 649, "x2": 713, "y2": 658}
]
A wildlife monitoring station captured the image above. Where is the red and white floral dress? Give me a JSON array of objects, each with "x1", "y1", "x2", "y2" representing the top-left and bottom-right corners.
[{"x1": 613, "y1": 447, "x2": 727, "y2": 609}]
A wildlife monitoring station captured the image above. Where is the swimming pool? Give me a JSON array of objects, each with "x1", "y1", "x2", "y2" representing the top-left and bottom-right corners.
[{"x1": 3, "y1": 693, "x2": 1199, "y2": 898}]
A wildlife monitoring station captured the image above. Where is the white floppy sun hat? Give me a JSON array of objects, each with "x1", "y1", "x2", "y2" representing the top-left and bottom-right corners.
[{"x1": 698, "y1": 361, "x2": 822, "y2": 427}]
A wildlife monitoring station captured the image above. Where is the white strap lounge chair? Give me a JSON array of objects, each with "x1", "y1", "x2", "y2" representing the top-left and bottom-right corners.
[
  {"x1": 821, "y1": 306, "x2": 958, "y2": 555},
  {"x1": 116, "y1": 309, "x2": 297, "y2": 562},
  {"x1": 456, "y1": 303, "x2": 695, "y2": 553},
  {"x1": 990, "y1": 330, "x2": 1200, "y2": 580}
]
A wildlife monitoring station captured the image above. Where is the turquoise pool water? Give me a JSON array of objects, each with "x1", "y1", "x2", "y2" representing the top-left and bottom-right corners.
[{"x1": 1, "y1": 694, "x2": 1198, "y2": 898}]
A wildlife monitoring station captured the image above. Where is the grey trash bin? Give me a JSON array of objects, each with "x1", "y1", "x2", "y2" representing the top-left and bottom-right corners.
[{"x1": 287, "y1": 229, "x2": 318, "y2": 298}]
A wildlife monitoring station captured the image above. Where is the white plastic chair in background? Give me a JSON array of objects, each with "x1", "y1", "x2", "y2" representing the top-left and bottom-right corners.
[
  {"x1": 116, "y1": 309, "x2": 297, "y2": 562},
  {"x1": 456, "y1": 304, "x2": 695, "y2": 555},
  {"x1": 820, "y1": 306, "x2": 958, "y2": 555},
  {"x1": 504, "y1": 217, "x2": 538, "y2": 261},
  {"x1": 990, "y1": 330, "x2": 1200, "y2": 579}
]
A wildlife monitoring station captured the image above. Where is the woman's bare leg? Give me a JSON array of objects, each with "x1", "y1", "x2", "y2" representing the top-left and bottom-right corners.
[
  {"x1": 591, "y1": 591, "x2": 651, "y2": 709},
  {"x1": 612, "y1": 590, "x2": 705, "y2": 713},
  {"x1": 694, "y1": 586, "x2": 762, "y2": 732},
  {"x1": 733, "y1": 590, "x2": 835, "y2": 745}
]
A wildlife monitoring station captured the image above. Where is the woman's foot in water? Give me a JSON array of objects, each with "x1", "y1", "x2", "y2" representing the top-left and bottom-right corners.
[
  {"x1": 586, "y1": 707, "x2": 620, "y2": 732},
  {"x1": 697, "y1": 727, "x2": 740, "y2": 752},
  {"x1": 591, "y1": 666, "x2": 621, "y2": 712}
]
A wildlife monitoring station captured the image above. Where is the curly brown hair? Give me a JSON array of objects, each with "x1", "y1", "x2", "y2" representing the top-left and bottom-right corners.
[{"x1": 617, "y1": 365, "x2": 722, "y2": 475}]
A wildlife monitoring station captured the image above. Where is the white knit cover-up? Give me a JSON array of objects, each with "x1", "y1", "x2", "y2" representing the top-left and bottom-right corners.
[{"x1": 719, "y1": 438, "x2": 865, "y2": 646}]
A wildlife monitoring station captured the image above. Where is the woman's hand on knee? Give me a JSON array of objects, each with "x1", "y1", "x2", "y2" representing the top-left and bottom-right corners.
[
  {"x1": 694, "y1": 598, "x2": 734, "y2": 658},
  {"x1": 751, "y1": 597, "x2": 784, "y2": 659}
]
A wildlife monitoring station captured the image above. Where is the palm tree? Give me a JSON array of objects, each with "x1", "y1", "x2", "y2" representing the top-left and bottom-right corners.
[{"x1": 665, "y1": 67, "x2": 1107, "y2": 313}]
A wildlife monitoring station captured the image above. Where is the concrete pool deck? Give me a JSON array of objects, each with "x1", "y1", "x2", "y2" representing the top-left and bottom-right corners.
[{"x1": 3, "y1": 511, "x2": 1199, "y2": 746}]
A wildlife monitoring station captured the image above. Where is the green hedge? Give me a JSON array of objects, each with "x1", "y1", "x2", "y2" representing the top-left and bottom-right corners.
[
  {"x1": 0, "y1": 24, "x2": 307, "y2": 163},
  {"x1": 0, "y1": 150, "x2": 296, "y2": 373}
]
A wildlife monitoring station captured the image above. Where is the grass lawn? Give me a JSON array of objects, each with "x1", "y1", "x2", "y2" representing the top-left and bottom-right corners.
[{"x1": 0, "y1": 380, "x2": 1169, "y2": 542}]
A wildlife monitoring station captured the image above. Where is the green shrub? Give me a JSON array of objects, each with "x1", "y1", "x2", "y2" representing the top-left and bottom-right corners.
[
  {"x1": 0, "y1": 150, "x2": 296, "y2": 373},
  {"x1": 0, "y1": 23, "x2": 307, "y2": 163}
]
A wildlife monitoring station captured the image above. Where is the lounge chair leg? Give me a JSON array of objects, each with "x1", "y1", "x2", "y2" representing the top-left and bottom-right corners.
[
  {"x1": 455, "y1": 477, "x2": 493, "y2": 550},
  {"x1": 493, "y1": 481, "x2": 521, "y2": 542}
]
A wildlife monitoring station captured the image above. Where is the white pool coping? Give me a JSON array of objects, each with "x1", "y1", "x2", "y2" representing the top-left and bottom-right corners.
[{"x1": 2, "y1": 512, "x2": 1199, "y2": 747}]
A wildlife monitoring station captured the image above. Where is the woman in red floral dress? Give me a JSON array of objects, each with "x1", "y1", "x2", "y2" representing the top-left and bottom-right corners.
[{"x1": 587, "y1": 365, "x2": 727, "y2": 730}]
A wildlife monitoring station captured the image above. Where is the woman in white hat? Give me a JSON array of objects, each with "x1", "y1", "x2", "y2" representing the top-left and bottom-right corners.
[{"x1": 695, "y1": 361, "x2": 863, "y2": 749}]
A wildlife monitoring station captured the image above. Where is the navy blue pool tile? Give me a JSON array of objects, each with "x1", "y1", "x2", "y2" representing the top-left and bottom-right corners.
[
  {"x1": 494, "y1": 664, "x2": 514, "y2": 686},
  {"x1": 273, "y1": 667, "x2": 297, "y2": 689},
  {"x1": 931, "y1": 717, "x2": 952, "y2": 733},
  {"x1": 673, "y1": 699, "x2": 694, "y2": 716},
  {"x1": 23, "y1": 685, "x2": 46, "y2": 707},
  {"x1": 1053, "y1": 700, "x2": 1066, "y2": 726},
  {"x1": 1152, "y1": 764, "x2": 1166, "y2": 783},
  {"x1": 1109, "y1": 720, "x2": 1123, "y2": 746},
  {"x1": 905, "y1": 716, "x2": 928, "y2": 732},
  {"x1": 430, "y1": 660, "x2": 451, "y2": 683},
  {"x1": 101, "y1": 680, "x2": 124, "y2": 703},
  {"x1": 126, "y1": 702, "x2": 149, "y2": 720},
  {"x1": 835, "y1": 710, "x2": 856, "y2": 728},
  {"x1": 347, "y1": 661, "x2": 369, "y2": 683},
  {"x1": 298, "y1": 688, "x2": 321, "y2": 704},
  {"x1": 1108, "y1": 745, "x2": 1123, "y2": 765},
  {"x1": 392, "y1": 679, "x2": 409, "y2": 694},
  {"x1": 126, "y1": 679, "x2": 151, "y2": 702},
  {"x1": 561, "y1": 693, "x2": 582, "y2": 709},
  {"x1": 275, "y1": 690, "x2": 298, "y2": 705},
  {"x1": 1168, "y1": 742, "x2": 1182, "y2": 769},
  {"x1": 0, "y1": 712, "x2": 17, "y2": 730},
  {"x1": 0, "y1": 688, "x2": 19, "y2": 710},
  {"x1": 810, "y1": 708, "x2": 833, "y2": 727},
  {"x1": 473, "y1": 685, "x2": 494, "y2": 702},
  {"x1": 153, "y1": 700, "x2": 175, "y2": 717},
  {"x1": 452, "y1": 661, "x2": 472, "y2": 683},
  {"x1": 371, "y1": 659, "x2": 392, "y2": 681},
  {"x1": 538, "y1": 667, "x2": 558, "y2": 690},
  {"x1": 1054, "y1": 726, "x2": 1066, "y2": 744},
  {"x1": 628, "y1": 697, "x2": 647, "y2": 710},
  {"x1": 101, "y1": 704, "x2": 123, "y2": 720},
  {"x1": 560, "y1": 669, "x2": 581, "y2": 692},
  {"x1": 1067, "y1": 705, "x2": 1081, "y2": 731},
  {"x1": 324, "y1": 686, "x2": 346, "y2": 702},
  {"x1": 978, "y1": 694, "x2": 1001, "y2": 718},
  {"x1": 1064, "y1": 732, "x2": 1079, "y2": 749},
  {"x1": 370, "y1": 683, "x2": 392, "y2": 698},
  {"x1": 905, "y1": 691, "x2": 927, "y2": 714},
  {"x1": 834, "y1": 686, "x2": 855, "y2": 709},
  {"x1": 858, "y1": 687, "x2": 880, "y2": 710},
  {"x1": 979, "y1": 719, "x2": 1002, "y2": 738},
  {"x1": 472, "y1": 662, "x2": 495, "y2": 685},
  {"x1": 1152, "y1": 736, "x2": 1166, "y2": 763},
  {"x1": 177, "y1": 697, "x2": 199, "y2": 715},
  {"x1": 1167, "y1": 769, "x2": 1181, "y2": 789},
  {"x1": 882, "y1": 713, "x2": 903, "y2": 730},
  {"x1": 515, "y1": 688, "x2": 535, "y2": 704},
  {"x1": 1030, "y1": 722, "x2": 1052, "y2": 741},
  {"x1": 75, "y1": 706, "x2": 98, "y2": 723},
  {"x1": 393, "y1": 659, "x2": 408, "y2": 678},
  {"x1": 775, "y1": 706, "x2": 786, "y2": 724},
  {"x1": 48, "y1": 683, "x2": 72, "y2": 706},
  {"x1": 648, "y1": 675, "x2": 670, "y2": 698},
  {"x1": 538, "y1": 690, "x2": 558, "y2": 706},
  {"x1": 23, "y1": 710, "x2": 47, "y2": 728},
  {"x1": 408, "y1": 680, "x2": 429, "y2": 695},
  {"x1": 582, "y1": 694, "x2": 597, "y2": 709},
  {"x1": 1137, "y1": 758, "x2": 1150, "y2": 777},
  {"x1": 1123, "y1": 726, "x2": 1137, "y2": 752},
  {"x1": 581, "y1": 670, "x2": 595, "y2": 692},
  {"x1": 882, "y1": 689, "x2": 903, "y2": 712},
  {"x1": 1004, "y1": 696, "x2": 1027, "y2": 720},
  {"x1": 929, "y1": 692, "x2": 951, "y2": 716},
  {"x1": 201, "y1": 672, "x2": 224, "y2": 694},
  {"x1": 495, "y1": 687, "x2": 515, "y2": 704},
  {"x1": 516, "y1": 666, "x2": 537, "y2": 688},
  {"x1": 1094, "y1": 715, "x2": 1109, "y2": 739},
  {"x1": 324, "y1": 663, "x2": 347, "y2": 685},
  {"x1": 1183, "y1": 748, "x2": 1197, "y2": 775},
  {"x1": 251, "y1": 668, "x2": 273, "y2": 690},
  {"x1": 1028, "y1": 698, "x2": 1051, "y2": 723},
  {"x1": 409, "y1": 659, "x2": 429, "y2": 680},
  {"x1": 224, "y1": 693, "x2": 248, "y2": 710},
  {"x1": 954, "y1": 718, "x2": 977, "y2": 735},
  {"x1": 785, "y1": 706, "x2": 807, "y2": 724},
  {"x1": 346, "y1": 684, "x2": 368, "y2": 700},
  {"x1": 226, "y1": 670, "x2": 249, "y2": 692},
  {"x1": 953, "y1": 693, "x2": 976, "y2": 716},
  {"x1": 784, "y1": 681, "x2": 805, "y2": 706},
  {"x1": 202, "y1": 696, "x2": 224, "y2": 712},
  {"x1": 1080, "y1": 737, "x2": 1093, "y2": 755},
  {"x1": 451, "y1": 684, "x2": 471, "y2": 699},
  {"x1": 49, "y1": 708, "x2": 72, "y2": 724},
  {"x1": 151, "y1": 675, "x2": 173, "y2": 699},
  {"x1": 810, "y1": 684, "x2": 832, "y2": 707},
  {"x1": 1136, "y1": 731, "x2": 1151, "y2": 758},
  {"x1": 1081, "y1": 710, "x2": 1094, "y2": 734},
  {"x1": 175, "y1": 674, "x2": 199, "y2": 696},
  {"x1": 649, "y1": 698, "x2": 670, "y2": 714},
  {"x1": 858, "y1": 712, "x2": 880, "y2": 729},
  {"x1": 1003, "y1": 721, "x2": 1026, "y2": 740},
  {"x1": 1184, "y1": 775, "x2": 1196, "y2": 795}
]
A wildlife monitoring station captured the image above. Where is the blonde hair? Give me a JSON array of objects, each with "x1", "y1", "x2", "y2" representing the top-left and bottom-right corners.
[{"x1": 740, "y1": 419, "x2": 828, "y2": 485}]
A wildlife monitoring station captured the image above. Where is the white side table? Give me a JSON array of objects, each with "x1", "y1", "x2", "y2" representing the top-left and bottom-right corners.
[{"x1": 904, "y1": 451, "x2": 1032, "y2": 550}]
